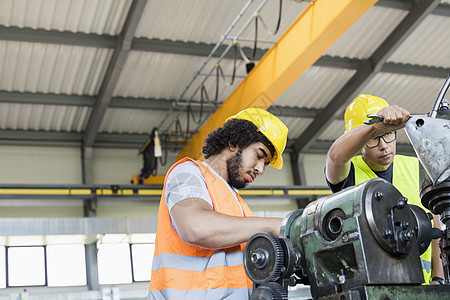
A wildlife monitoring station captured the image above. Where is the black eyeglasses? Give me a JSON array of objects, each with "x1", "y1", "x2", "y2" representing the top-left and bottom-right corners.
[{"x1": 366, "y1": 131, "x2": 397, "y2": 148}]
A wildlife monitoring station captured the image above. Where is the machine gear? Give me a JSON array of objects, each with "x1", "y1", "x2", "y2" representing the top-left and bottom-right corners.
[
  {"x1": 244, "y1": 232, "x2": 284, "y2": 284},
  {"x1": 250, "y1": 282, "x2": 288, "y2": 300}
]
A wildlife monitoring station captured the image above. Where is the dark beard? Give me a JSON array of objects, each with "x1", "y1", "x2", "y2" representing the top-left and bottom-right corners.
[{"x1": 226, "y1": 150, "x2": 246, "y2": 189}]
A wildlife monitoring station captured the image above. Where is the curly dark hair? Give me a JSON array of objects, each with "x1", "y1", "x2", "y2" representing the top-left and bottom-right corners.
[{"x1": 202, "y1": 119, "x2": 274, "y2": 159}]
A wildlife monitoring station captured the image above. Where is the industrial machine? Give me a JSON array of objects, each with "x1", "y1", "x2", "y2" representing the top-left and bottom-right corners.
[{"x1": 244, "y1": 75, "x2": 450, "y2": 299}]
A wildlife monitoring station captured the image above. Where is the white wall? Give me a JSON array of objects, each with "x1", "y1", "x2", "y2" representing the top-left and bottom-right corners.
[
  {"x1": 0, "y1": 146, "x2": 174, "y2": 185},
  {"x1": 92, "y1": 148, "x2": 143, "y2": 185},
  {"x1": 252, "y1": 153, "x2": 328, "y2": 187},
  {"x1": 0, "y1": 146, "x2": 329, "y2": 186},
  {"x1": 0, "y1": 145, "x2": 329, "y2": 218},
  {"x1": 0, "y1": 146, "x2": 82, "y2": 184},
  {"x1": 302, "y1": 153, "x2": 328, "y2": 186},
  {"x1": 253, "y1": 153, "x2": 294, "y2": 186}
]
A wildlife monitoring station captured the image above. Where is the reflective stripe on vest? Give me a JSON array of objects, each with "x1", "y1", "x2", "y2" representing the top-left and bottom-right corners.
[
  {"x1": 149, "y1": 158, "x2": 253, "y2": 298},
  {"x1": 152, "y1": 250, "x2": 245, "y2": 271},
  {"x1": 352, "y1": 155, "x2": 432, "y2": 284},
  {"x1": 148, "y1": 287, "x2": 250, "y2": 300}
]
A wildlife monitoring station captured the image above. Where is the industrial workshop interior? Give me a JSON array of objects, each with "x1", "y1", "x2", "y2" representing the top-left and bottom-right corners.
[{"x1": 0, "y1": 0, "x2": 450, "y2": 299}]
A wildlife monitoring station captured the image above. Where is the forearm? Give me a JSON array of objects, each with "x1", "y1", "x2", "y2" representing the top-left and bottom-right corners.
[
  {"x1": 328, "y1": 126, "x2": 378, "y2": 164},
  {"x1": 183, "y1": 211, "x2": 282, "y2": 249},
  {"x1": 431, "y1": 238, "x2": 444, "y2": 278},
  {"x1": 326, "y1": 125, "x2": 379, "y2": 184},
  {"x1": 431, "y1": 214, "x2": 444, "y2": 280},
  {"x1": 172, "y1": 197, "x2": 283, "y2": 250}
]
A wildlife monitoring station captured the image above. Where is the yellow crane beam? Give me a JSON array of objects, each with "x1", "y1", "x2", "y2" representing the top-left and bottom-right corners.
[{"x1": 177, "y1": 0, "x2": 377, "y2": 161}]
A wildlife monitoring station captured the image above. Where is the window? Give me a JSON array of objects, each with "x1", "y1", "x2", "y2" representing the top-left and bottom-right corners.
[
  {"x1": 47, "y1": 244, "x2": 86, "y2": 287},
  {"x1": 131, "y1": 244, "x2": 155, "y2": 281},
  {"x1": 8, "y1": 247, "x2": 45, "y2": 286},
  {"x1": 97, "y1": 243, "x2": 132, "y2": 284},
  {"x1": 2, "y1": 241, "x2": 156, "y2": 288},
  {"x1": 0, "y1": 246, "x2": 5, "y2": 288}
]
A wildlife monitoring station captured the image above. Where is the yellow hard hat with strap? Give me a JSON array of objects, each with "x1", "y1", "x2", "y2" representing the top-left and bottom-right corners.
[
  {"x1": 226, "y1": 108, "x2": 288, "y2": 169},
  {"x1": 344, "y1": 94, "x2": 389, "y2": 131}
]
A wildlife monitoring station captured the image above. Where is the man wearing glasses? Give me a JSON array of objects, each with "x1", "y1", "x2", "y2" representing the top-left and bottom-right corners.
[{"x1": 325, "y1": 94, "x2": 443, "y2": 285}]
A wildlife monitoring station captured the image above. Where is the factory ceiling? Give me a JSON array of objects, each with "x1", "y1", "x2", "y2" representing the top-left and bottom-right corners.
[{"x1": 0, "y1": 0, "x2": 449, "y2": 160}]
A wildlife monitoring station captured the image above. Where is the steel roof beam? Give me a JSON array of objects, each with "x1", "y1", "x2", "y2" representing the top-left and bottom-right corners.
[
  {"x1": 291, "y1": 0, "x2": 441, "y2": 155},
  {"x1": 0, "y1": 90, "x2": 322, "y2": 118},
  {"x1": 0, "y1": 2, "x2": 447, "y2": 53},
  {"x1": 1, "y1": 59, "x2": 448, "y2": 107},
  {"x1": 378, "y1": 0, "x2": 450, "y2": 16},
  {"x1": 0, "y1": 26, "x2": 116, "y2": 48},
  {"x1": 315, "y1": 57, "x2": 450, "y2": 78},
  {"x1": 0, "y1": 91, "x2": 96, "y2": 106},
  {"x1": 0, "y1": 129, "x2": 416, "y2": 155},
  {"x1": 0, "y1": 26, "x2": 266, "y2": 60},
  {"x1": 82, "y1": 0, "x2": 147, "y2": 148}
]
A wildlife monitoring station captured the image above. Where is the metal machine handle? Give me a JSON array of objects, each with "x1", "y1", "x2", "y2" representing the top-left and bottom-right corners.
[{"x1": 430, "y1": 73, "x2": 450, "y2": 118}]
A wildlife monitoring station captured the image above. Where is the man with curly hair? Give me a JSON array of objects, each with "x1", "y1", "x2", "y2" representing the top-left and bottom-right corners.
[{"x1": 148, "y1": 108, "x2": 289, "y2": 299}]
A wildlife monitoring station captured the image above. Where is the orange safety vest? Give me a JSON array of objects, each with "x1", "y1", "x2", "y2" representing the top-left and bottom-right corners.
[
  {"x1": 148, "y1": 157, "x2": 254, "y2": 299},
  {"x1": 352, "y1": 154, "x2": 433, "y2": 284}
]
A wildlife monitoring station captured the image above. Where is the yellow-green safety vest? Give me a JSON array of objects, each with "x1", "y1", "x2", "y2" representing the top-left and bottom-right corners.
[{"x1": 352, "y1": 155, "x2": 433, "y2": 284}]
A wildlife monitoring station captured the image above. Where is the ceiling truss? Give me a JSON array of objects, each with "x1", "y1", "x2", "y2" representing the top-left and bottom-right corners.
[{"x1": 0, "y1": 0, "x2": 448, "y2": 155}]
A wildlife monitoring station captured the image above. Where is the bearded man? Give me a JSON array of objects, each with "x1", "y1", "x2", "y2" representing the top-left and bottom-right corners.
[{"x1": 148, "y1": 108, "x2": 288, "y2": 299}]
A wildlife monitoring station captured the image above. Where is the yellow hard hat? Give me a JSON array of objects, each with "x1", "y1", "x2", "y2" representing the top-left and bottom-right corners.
[
  {"x1": 344, "y1": 94, "x2": 389, "y2": 131},
  {"x1": 226, "y1": 108, "x2": 288, "y2": 169}
]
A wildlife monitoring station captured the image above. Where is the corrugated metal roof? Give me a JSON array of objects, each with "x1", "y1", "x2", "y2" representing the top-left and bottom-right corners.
[
  {"x1": 388, "y1": 13, "x2": 450, "y2": 66},
  {"x1": 0, "y1": 0, "x2": 131, "y2": 34},
  {"x1": 276, "y1": 66, "x2": 357, "y2": 109},
  {"x1": 357, "y1": 72, "x2": 447, "y2": 113},
  {"x1": 0, "y1": 103, "x2": 90, "y2": 132},
  {"x1": 113, "y1": 52, "x2": 246, "y2": 101},
  {"x1": 325, "y1": 6, "x2": 407, "y2": 59},
  {"x1": 0, "y1": 40, "x2": 111, "y2": 95},
  {"x1": 317, "y1": 119, "x2": 344, "y2": 142},
  {"x1": 135, "y1": 0, "x2": 308, "y2": 46},
  {"x1": 281, "y1": 117, "x2": 313, "y2": 140},
  {"x1": 0, "y1": 0, "x2": 448, "y2": 155}
]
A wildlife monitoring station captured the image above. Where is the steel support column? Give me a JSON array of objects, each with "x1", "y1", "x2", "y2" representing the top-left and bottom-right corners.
[
  {"x1": 85, "y1": 243, "x2": 100, "y2": 291},
  {"x1": 290, "y1": 152, "x2": 314, "y2": 209}
]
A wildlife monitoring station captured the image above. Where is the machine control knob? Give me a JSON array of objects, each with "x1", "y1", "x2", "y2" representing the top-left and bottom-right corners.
[
  {"x1": 396, "y1": 197, "x2": 408, "y2": 209},
  {"x1": 399, "y1": 230, "x2": 415, "y2": 242},
  {"x1": 375, "y1": 191, "x2": 384, "y2": 200},
  {"x1": 400, "y1": 222, "x2": 410, "y2": 229}
]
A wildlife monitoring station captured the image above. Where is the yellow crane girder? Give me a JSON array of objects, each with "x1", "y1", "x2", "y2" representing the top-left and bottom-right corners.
[{"x1": 177, "y1": 0, "x2": 377, "y2": 161}]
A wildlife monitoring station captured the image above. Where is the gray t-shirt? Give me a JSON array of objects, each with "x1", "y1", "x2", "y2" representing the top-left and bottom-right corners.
[
  {"x1": 165, "y1": 161, "x2": 213, "y2": 211},
  {"x1": 165, "y1": 161, "x2": 244, "y2": 233}
]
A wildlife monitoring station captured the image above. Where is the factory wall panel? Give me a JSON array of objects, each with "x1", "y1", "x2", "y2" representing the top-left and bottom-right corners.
[
  {"x1": 0, "y1": 146, "x2": 325, "y2": 187},
  {"x1": 0, "y1": 146, "x2": 82, "y2": 184},
  {"x1": 302, "y1": 154, "x2": 328, "y2": 186},
  {"x1": 91, "y1": 148, "x2": 143, "y2": 185},
  {"x1": 0, "y1": 145, "x2": 329, "y2": 218},
  {"x1": 253, "y1": 153, "x2": 294, "y2": 186},
  {"x1": 0, "y1": 199, "x2": 84, "y2": 218}
]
